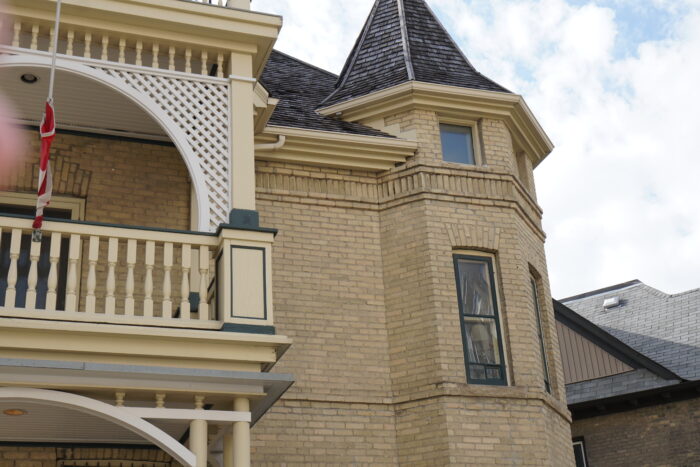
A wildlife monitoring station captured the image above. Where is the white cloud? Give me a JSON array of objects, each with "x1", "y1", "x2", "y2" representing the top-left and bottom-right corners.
[{"x1": 251, "y1": 0, "x2": 700, "y2": 297}]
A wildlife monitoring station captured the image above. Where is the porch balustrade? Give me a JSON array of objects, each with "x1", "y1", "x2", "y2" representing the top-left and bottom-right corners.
[
  {"x1": 3, "y1": 16, "x2": 229, "y2": 77},
  {"x1": 0, "y1": 215, "x2": 274, "y2": 331}
]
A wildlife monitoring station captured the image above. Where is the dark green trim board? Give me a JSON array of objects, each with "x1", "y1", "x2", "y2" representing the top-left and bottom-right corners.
[
  {"x1": 221, "y1": 323, "x2": 276, "y2": 335},
  {"x1": 230, "y1": 245, "x2": 268, "y2": 321},
  {"x1": 228, "y1": 209, "x2": 259, "y2": 228},
  {"x1": 453, "y1": 254, "x2": 507, "y2": 386}
]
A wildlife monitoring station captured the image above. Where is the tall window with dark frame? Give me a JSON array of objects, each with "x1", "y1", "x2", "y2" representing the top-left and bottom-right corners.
[
  {"x1": 453, "y1": 254, "x2": 507, "y2": 385},
  {"x1": 531, "y1": 277, "x2": 551, "y2": 393}
]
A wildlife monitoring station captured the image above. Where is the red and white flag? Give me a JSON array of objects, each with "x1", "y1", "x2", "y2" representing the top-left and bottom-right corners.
[{"x1": 33, "y1": 99, "x2": 55, "y2": 231}]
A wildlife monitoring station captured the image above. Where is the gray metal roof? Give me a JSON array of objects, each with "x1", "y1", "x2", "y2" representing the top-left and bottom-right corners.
[
  {"x1": 562, "y1": 281, "x2": 700, "y2": 382},
  {"x1": 320, "y1": 0, "x2": 509, "y2": 107}
]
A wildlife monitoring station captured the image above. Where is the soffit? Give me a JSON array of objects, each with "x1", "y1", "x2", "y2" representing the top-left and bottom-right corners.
[{"x1": 0, "y1": 66, "x2": 167, "y2": 139}]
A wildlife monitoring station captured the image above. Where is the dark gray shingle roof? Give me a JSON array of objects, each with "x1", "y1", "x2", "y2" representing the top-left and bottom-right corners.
[
  {"x1": 321, "y1": 0, "x2": 509, "y2": 107},
  {"x1": 562, "y1": 281, "x2": 700, "y2": 382},
  {"x1": 260, "y1": 51, "x2": 393, "y2": 138}
]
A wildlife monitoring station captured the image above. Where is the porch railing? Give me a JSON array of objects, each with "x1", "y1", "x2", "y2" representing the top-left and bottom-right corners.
[{"x1": 0, "y1": 215, "x2": 220, "y2": 329}]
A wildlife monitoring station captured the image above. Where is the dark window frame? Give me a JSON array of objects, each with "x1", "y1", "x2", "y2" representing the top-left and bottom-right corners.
[
  {"x1": 453, "y1": 254, "x2": 508, "y2": 386},
  {"x1": 572, "y1": 437, "x2": 588, "y2": 467},
  {"x1": 531, "y1": 277, "x2": 552, "y2": 393}
]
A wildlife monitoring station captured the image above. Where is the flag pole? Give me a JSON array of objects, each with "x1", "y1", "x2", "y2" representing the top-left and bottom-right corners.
[
  {"x1": 32, "y1": 0, "x2": 61, "y2": 242},
  {"x1": 47, "y1": 0, "x2": 62, "y2": 102}
]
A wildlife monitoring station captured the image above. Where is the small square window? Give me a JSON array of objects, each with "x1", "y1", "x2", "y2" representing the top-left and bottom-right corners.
[{"x1": 440, "y1": 124, "x2": 475, "y2": 165}]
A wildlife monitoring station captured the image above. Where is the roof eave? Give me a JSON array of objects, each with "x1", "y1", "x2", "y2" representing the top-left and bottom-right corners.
[{"x1": 317, "y1": 81, "x2": 554, "y2": 166}]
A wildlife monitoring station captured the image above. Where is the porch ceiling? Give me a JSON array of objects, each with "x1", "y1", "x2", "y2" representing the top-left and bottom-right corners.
[
  {"x1": 0, "y1": 401, "x2": 187, "y2": 444},
  {"x1": 0, "y1": 66, "x2": 168, "y2": 140}
]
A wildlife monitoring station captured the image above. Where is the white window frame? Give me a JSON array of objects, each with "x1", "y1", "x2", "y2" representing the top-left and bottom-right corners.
[{"x1": 0, "y1": 191, "x2": 85, "y2": 220}]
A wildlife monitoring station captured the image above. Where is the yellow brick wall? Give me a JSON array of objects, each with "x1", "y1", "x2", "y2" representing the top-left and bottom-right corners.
[
  {"x1": 571, "y1": 397, "x2": 700, "y2": 467},
  {"x1": 6, "y1": 129, "x2": 191, "y2": 230},
  {"x1": 251, "y1": 109, "x2": 575, "y2": 465}
]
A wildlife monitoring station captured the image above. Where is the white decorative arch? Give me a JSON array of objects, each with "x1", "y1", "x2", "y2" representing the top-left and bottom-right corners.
[
  {"x1": 0, "y1": 387, "x2": 196, "y2": 467},
  {"x1": 0, "y1": 55, "x2": 219, "y2": 231}
]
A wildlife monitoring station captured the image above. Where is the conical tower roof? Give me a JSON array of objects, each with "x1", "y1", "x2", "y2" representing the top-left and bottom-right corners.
[{"x1": 321, "y1": 0, "x2": 509, "y2": 107}]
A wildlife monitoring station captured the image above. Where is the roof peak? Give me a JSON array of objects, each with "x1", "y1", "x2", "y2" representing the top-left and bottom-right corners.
[{"x1": 321, "y1": 0, "x2": 508, "y2": 108}]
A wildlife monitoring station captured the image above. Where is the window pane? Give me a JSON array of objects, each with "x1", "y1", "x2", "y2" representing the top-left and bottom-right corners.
[
  {"x1": 532, "y1": 278, "x2": 552, "y2": 393},
  {"x1": 440, "y1": 124, "x2": 475, "y2": 164},
  {"x1": 457, "y1": 259, "x2": 495, "y2": 316},
  {"x1": 573, "y1": 442, "x2": 587, "y2": 467},
  {"x1": 464, "y1": 317, "x2": 501, "y2": 365}
]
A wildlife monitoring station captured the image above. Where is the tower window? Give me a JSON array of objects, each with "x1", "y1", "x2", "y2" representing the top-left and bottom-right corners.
[
  {"x1": 531, "y1": 277, "x2": 552, "y2": 393},
  {"x1": 453, "y1": 254, "x2": 507, "y2": 385},
  {"x1": 440, "y1": 124, "x2": 475, "y2": 165}
]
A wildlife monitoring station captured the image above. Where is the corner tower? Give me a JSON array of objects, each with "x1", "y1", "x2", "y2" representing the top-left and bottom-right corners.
[{"x1": 319, "y1": 0, "x2": 574, "y2": 464}]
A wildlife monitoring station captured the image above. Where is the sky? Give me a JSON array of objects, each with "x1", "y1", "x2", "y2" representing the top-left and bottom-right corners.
[{"x1": 249, "y1": 0, "x2": 700, "y2": 299}]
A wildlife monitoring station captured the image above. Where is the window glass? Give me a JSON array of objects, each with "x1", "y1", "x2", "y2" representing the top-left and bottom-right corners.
[
  {"x1": 454, "y1": 255, "x2": 507, "y2": 385},
  {"x1": 440, "y1": 124, "x2": 475, "y2": 164},
  {"x1": 532, "y1": 278, "x2": 552, "y2": 393},
  {"x1": 573, "y1": 440, "x2": 588, "y2": 467}
]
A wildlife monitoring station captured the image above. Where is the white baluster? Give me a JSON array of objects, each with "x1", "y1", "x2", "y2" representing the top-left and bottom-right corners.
[
  {"x1": 66, "y1": 29, "x2": 75, "y2": 56},
  {"x1": 105, "y1": 237, "x2": 118, "y2": 315},
  {"x1": 201, "y1": 50, "x2": 208, "y2": 75},
  {"x1": 185, "y1": 48, "x2": 192, "y2": 73},
  {"x1": 26, "y1": 239, "x2": 42, "y2": 309},
  {"x1": 118, "y1": 37, "x2": 126, "y2": 63},
  {"x1": 64, "y1": 234, "x2": 81, "y2": 312},
  {"x1": 101, "y1": 35, "x2": 109, "y2": 60},
  {"x1": 144, "y1": 241, "x2": 155, "y2": 318},
  {"x1": 124, "y1": 239, "x2": 136, "y2": 316},
  {"x1": 168, "y1": 46, "x2": 175, "y2": 71},
  {"x1": 162, "y1": 242, "x2": 173, "y2": 318},
  {"x1": 180, "y1": 244, "x2": 191, "y2": 319},
  {"x1": 12, "y1": 21, "x2": 21, "y2": 48},
  {"x1": 46, "y1": 233, "x2": 62, "y2": 311},
  {"x1": 217, "y1": 53, "x2": 224, "y2": 78},
  {"x1": 135, "y1": 40, "x2": 143, "y2": 66},
  {"x1": 152, "y1": 43, "x2": 160, "y2": 68},
  {"x1": 84, "y1": 32, "x2": 92, "y2": 58},
  {"x1": 30, "y1": 24, "x2": 39, "y2": 50},
  {"x1": 4, "y1": 229, "x2": 22, "y2": 308},
  {"x1": 49, "y1": 27, "x2": 55, "y2": 53},
  {"x1": 85, "y1": 236, "x2": 99, "y2": 313},
  {"x1": 198, "y1": 246, "x2": 210, "y2": 320}
]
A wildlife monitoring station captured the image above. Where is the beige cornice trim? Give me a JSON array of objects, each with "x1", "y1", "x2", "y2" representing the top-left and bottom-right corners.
[
  {"x1": 318, "y1": 81, "x2": 554, "y2": 166},
  {"x1": 255, "y1": 126, "x2": 418, "y2": 171}
]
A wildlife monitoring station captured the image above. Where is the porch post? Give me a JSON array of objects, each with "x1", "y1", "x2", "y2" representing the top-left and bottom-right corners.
[
  {"x1": 233, "y1": 397, "x2": 251, "y2": 467},
  {"x1": 228, "y1": 51, "x2": 258, "y2": 228},
  {"x1": 223, "y1": 427, "x2": 235, "y2": 467},
  {"x1": 190, "y1": 395, "x2": 208, "y2": 467}
]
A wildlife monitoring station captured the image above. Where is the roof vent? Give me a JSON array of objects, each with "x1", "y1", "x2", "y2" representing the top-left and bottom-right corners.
[{"x1": 603, "y1": 297, "x2": 621, "y2": 309}]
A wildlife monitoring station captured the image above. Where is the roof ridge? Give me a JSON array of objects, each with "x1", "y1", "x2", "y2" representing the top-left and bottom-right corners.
[
  {"x1": 397, "y1": 0, "x2": 416, "y2": 80},
  {"x1": 559, "y1": 279, "x2": 643, "y2": 303},
  {"x1": 271, "y1": 49, "x2": 338, "y2": 79}
]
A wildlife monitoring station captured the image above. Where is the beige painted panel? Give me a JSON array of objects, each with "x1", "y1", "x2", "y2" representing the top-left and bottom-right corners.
[
  {"x1": 231, "y1": 247, "x2": 265, "y2": 320},
  {"x1": 556, "y1": 321, "x2": 633, "y2": 384}
]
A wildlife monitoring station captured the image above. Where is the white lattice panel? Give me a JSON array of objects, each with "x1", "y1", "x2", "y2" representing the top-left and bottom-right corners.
[{"x1": 96, "y1": 66, "x2": 230, "y2": 230}]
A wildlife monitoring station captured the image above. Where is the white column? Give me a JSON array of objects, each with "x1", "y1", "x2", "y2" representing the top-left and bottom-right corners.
[
  {"x1": 228, "y1": 52, "x2": 256, "y2": 212},
  {"x1": 223, "y1": 427, "x2": 234, "y2": 467},
  {"x1": 232, "y1": 397, "x2": 250, "y2": 467},
  {"x1": 190, "y1": 395, "x2": 208, "y2": 467}
]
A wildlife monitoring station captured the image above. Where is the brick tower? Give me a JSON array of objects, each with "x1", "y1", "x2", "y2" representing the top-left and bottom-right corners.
[{"x1": 252, "y1": 0, "x2": 575, "y2": 464}]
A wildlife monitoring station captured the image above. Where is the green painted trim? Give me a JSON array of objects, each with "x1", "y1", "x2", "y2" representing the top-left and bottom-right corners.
[
  {"x1": 0, "y1": 212, "x2": 216, "y2": 236},
  {"x1": 453, "y1": 254, "x2": 508, "y2": 386},
  {"x1": 220, "y1": 323, "x2": 276, "y2": 335}
]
